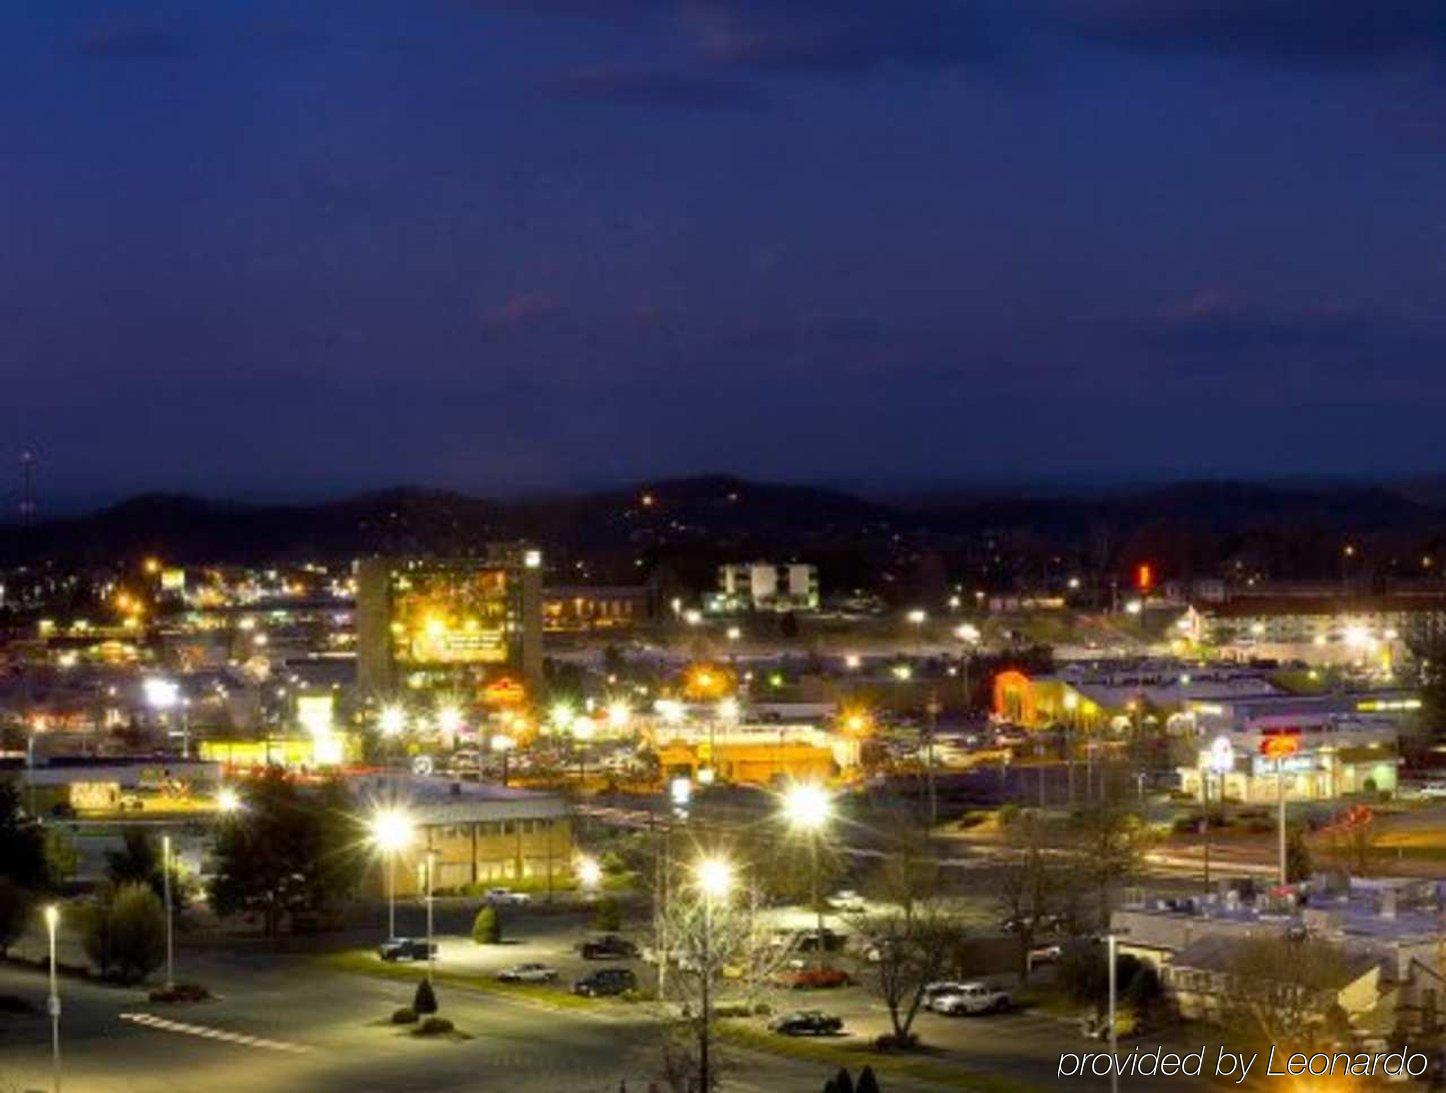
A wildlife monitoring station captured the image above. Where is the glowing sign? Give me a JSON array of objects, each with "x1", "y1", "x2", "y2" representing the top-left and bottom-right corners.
[
  {"x1": 1206, "y1": 735, "x2": 1235, "y2": 774},
  {"x1": 1260, "y1": 735, "x2": 1301, "y2": 760}
]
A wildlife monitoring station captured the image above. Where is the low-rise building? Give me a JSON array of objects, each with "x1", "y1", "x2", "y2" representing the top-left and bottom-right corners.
[
  {"x1": 1114, "y1": 878, "x2": 1446, "y2": 1038},
  {"x1": 355, "y1": 775, "x2": 572, "y2": 896},
  {"x1": 707, "y1": 562, "x2": 818, "y2": 614}
]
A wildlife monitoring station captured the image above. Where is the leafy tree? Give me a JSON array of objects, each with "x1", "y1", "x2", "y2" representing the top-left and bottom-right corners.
[
  {"x1": 44, "y1": 828, "x2": 80, "y2": 890},
  {"x1": 83, "y1": 883, "x2": 165, "y2": 984},
  {"x1": 413, "y1": 978, "x2": 438, "y2": 1015},
  {"x1": 106, "y1": 828, "x2": 160, "y2": 887},
  {"x1": 0, "y1": 782, "x2": 46, "y2": 889},
  {"x1": 1223, "y1": 936, "x2": 1363, "y2": 1053},
  {"x1": 1285, "y1": 825, "x2": 1312, "y2": 884},
  {"x1": 0, "y1": 879, "x2": 34, "y2": 956},
  {"x1": 594, "y1": 895, "x2": 622, "y2": 933},
  {"x1": 472, "y1": 905, "x2": 502, "y2": 944},
  {"x1": 208, "y1": 770, "x2": 365, "y2": 936}
]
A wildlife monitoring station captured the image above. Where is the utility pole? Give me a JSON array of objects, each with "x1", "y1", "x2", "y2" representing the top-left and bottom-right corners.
[{"x1": 925, "y1": 691, "x2": 940, "y2": 827}]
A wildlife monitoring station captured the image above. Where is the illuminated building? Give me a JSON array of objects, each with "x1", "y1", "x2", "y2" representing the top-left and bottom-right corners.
[
  {"x1": 707, "y1": 562, "x2": 818, "y2": 614},
  {"x1": 358, "y1": 775, "x2": 572, "y2": 895},
  {"x1": 356, "y1": 548, "x2": 543, "y2": 698}
]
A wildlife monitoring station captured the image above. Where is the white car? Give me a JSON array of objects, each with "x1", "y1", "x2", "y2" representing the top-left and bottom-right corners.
[
  {"x1": 931, "y1": 983, "x2": 1011, "y2": 1016},
  {"x1": 497, "y1": 962, "x2": 558, "y2": 983},
  {"x1": 484, "y1": 888, "x2": 532, "y2": 906},
  {"x1": 1418, "y1": 781, "x2": 1446, "y2": 799},
  {"x1": 828, "y1": 890, "x2": 866, "y2": 912},
  {"x1": 921, "y1": 981, "x2": 976, "y2": 1010}
]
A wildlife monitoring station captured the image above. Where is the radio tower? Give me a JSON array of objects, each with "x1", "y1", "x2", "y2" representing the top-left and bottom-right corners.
[{"x1": 18, "y1": 449, "x2": 36, "y2": 524}]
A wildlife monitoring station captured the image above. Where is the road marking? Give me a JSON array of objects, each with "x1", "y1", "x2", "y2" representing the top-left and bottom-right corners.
[{"x1": 119, "y1": 1012, "x2": 311, "y2": 1054}]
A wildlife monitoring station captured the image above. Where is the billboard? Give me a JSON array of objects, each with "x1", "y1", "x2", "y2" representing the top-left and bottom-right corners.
[{"x1": 391, "y1": 567, "x2": 513, "y2": 666}]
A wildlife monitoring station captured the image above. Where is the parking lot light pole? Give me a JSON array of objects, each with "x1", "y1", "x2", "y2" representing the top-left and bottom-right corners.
[
  {"x1": 1107, "y1": 933, "x2": 1118, "y2": 1093},
  {"x1": 782, "y1": 783, "x2": 833, "y2": 964},
  {"x1": 425, "y1": 849, "x2": 436, "y2": 980},
  {"x1": 45, "y1": 904, "x2": 61, "y2": 1093},
  {"x1": 695, "y1": 856, "x2": 733, "y2": 1093},
  {"x1": 162, "y1": 834, "x2": 174, "y2": 989}
]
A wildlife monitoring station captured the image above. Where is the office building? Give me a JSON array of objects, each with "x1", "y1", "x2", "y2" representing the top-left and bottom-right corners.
[
  {"x1": 355, "y1": 547, "x2": 543, "y2": 699},
  {"x1": 708, "y1": 562, "x2": 819, "y2": 614}
]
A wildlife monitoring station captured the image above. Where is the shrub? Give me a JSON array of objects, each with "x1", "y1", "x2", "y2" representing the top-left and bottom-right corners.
[
  {"x1": 148, "y1": 983, "x2": 210, "y2": 1004},
  {"x1": 856, "y1": 1065, "x2": 881, "y2": 1093},
  {"x1": 472, "y1": 905, "x2": 501, "y2": 945},
  {"x1": 832, "y1": 1068, "x2": 855, "y2": 1093},
  {"x1": 83, "y1": 883, "x2": 165, "y2": 984},
  {"x1": 413, "y1": 978, "x2": 438, "y2": 1015},
  {"x1": 415, "y1": 1016, "x2": 454, "y2": 1036},
  {"x1": 593, "y1": 896, "x2": 622, "y2": 933},
  {"x1": 391, "y1": 1007, "x2": 418, "y2": 1025}
]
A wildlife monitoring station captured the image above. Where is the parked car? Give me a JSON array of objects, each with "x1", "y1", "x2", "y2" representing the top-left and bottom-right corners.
[
  {"x1": 828, "y1": 889, "x2": 865, "y2": 912},
  {"x1": 497, "y1": 962, "x2": 559, "y2": 983},
  {"x1": 921, "y1": 981, "x2": 975, "y2": 1010},
  {"x1": 581, "y1": 934, "x2": 639, "y2": 960},
  {"x1": 1419, "y1": 781, "x2": 1446, "y2": 799},
  {"x1": 484, "y1": 887, "x2": 532, "y2": 906},
  {"x1": 378, "y1": 938, "x2": 436, "y2": 962},
  {"x1": 1029, "y1": 943, "x2": 1063, "y2": 966},
  {"x1": 573, "y1": 968, "x2": 637, "y2": 997},
  {"x1": 772, "y1": 967, "x2": 852, "y2": 990},
  {"x1": 931, "y1": 983, "x2": 1011, "y2": 1015},
  {"x1": 769, "y1": 1010, "x2": 844, "y2": 1036}
]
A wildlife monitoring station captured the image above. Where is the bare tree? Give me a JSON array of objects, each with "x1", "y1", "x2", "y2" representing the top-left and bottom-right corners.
[
  {"x1": 1071, "y1": 804, "x2": 1149, "y2": 927},
  {"x1": 1220, "y1": 936, "x2": 1365, "y2": 1053},
  {"x1": 994, "y1": 810, "x2": 1064, "y2": 978},
  {"x1": 852, "y1": 820, "x2": 966, "y2": 1047}
]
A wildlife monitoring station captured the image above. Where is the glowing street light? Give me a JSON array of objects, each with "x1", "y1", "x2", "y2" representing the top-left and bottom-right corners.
[
  {"x1": 370, "y1": 807, "x2": 415, "y2": 941},
  {"x1": 906, "y1": 609, "x2": 927, "y2": 626},
  {"x1": 216, "y1": 786, "x2": 242, "y2": 815},
  {"x1": 695, "y1": 855, "x2": 733, "y2": 902},
  {"x1": 716, "y1": 697, "x2": 739, "y2": 723},
  {"x1": 378, "y1": 705, "x2": 406, "y2": 739},
  {"x1": 606, "y1": 700, "x2": 631, "y2": 731},
  {"x1": 550, "y1": 702, "x2": 576, "y2": 733},
  {"x1": 436, "y1": 702, "x2": 463, "y2": 739},
  {"x1": 577, "y1": 856, "x2": 603, "y2": 890}
]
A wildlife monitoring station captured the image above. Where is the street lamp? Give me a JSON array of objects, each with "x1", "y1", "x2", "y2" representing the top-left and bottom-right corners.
[
  {"x1": 162, "y1": 834, "x2": 174, "y2": 989},
  {"x1": 216, "y1": 786, "x2": 242, "y2": 815},
  {"x1": 378, "y1": 704, "x2": 406, "y2": 739},
  {"x1": 577, "y1": 855, "x2": 603, "y2": 891},
  {"x1": 782, "y1": 783, "x2": 833, "y2": 957},
  {"x1": 693, "y1": 855, "x2": 733, "y2": 1093},
  {"x1": 369, "y1": 808, "x2": 415, "y2": 941},
  {"x1": 436, "y1": 702, "x2": 463, "y2": 743},
  {"x1": 44, "y1": 904, "x2": 60, "y2": 1093}
]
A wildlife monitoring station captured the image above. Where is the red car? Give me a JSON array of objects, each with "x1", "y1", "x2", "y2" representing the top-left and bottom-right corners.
[{"x1": 773, "y1": 967, "x2": 852, "y2": 990}]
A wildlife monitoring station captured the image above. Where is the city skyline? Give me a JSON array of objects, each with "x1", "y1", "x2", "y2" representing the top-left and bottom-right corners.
[{"x1": 5, "y1": 3, "x2": 1446, "y2": 499}]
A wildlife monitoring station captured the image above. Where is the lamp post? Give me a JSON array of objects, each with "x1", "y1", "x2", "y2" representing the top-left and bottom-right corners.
[
  {"x1": 694, "y1": 856, "x2": 733, "y2": 1093},
  {"x1": 782, "y1": 783, "x2": 832, "y2": 963},
  {"x1": 1202, "y1": 736, "x2": 1235, "y2": 893},
  {"x1": 44, "y1": 904, "x2": 60, "y2": 1093},
  {"x1": 1107, "y1": 932, "x2": 1118, "y2": 1093},
  {"x1": 369, "y1": 808, "x2": 415, "y2": 941},
  {"x1": 425, "y1": 849, "x2": 436, "y2": 981},
  {"x1": 162, "y1": 834, "x2": 174, "y2": 989}
]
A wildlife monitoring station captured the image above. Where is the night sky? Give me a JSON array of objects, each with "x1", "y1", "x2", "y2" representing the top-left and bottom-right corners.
[{"x1": 6, "y1": 3, "x2": 1446, "y2": 505}]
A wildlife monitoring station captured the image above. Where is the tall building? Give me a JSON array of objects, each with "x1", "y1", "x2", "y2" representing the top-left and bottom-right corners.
[
  {"x1": 708, "y1": 562, "x2": 819, "y2": 614},
  {"x1": 355, "y1": 546, "x2": 543, "y2": 700}
]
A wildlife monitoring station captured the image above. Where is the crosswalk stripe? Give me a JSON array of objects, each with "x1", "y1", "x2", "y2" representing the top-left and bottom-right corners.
[{"x1": 118, "y1": 1013, "x2": 311, "y2": 1054}]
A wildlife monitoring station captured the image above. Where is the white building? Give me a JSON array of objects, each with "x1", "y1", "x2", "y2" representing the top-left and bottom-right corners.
[{"x1": 708, "y1": 563, "x2": 819, "y2": 613}]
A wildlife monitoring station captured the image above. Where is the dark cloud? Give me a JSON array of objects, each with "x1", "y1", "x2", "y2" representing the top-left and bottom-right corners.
[
  {"x1": 683, "y1": 0, "x2": 997, "y2": 74},
  {"x1": 481, "y1": 292, "x2": 562, "y2": 332},
  {"x1": 74, "y1": 17, "x2": 192, "y2": 59},
  {"x1": 542, "y1": 64, "x2": 765, "y2": 108},
  {"x1": 1066, "y1": 0, "x2": 1446, "y2": 69},
  {"x1": 1144, "y1": 293, "x2": 1445, "y2": 368}
]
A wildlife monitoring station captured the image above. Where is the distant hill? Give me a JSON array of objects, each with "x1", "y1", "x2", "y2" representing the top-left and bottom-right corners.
[{"x1": 0, "y1": 475, "x2": 1441, "y2": 577}]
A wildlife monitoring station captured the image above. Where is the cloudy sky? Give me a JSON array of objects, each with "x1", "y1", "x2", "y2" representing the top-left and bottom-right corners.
[{"x1": 4, "y1": 2, "x2": 1446, "y2": 505}]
